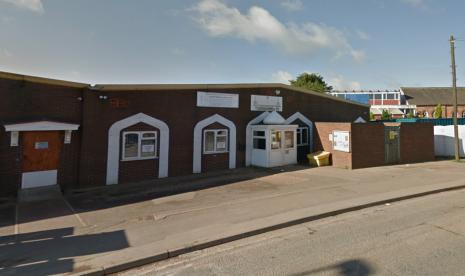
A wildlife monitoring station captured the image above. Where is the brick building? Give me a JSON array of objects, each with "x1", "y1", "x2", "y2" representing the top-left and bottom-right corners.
[
  {"x1": 0, "y1": 71, "x2": 372, "y2": 197},
  {"x1": 328, "y1": 90, "x2": 416, "y2": 119},
  {"x1": 401, "y1": 87, "x2": 465, "y2": 118}
]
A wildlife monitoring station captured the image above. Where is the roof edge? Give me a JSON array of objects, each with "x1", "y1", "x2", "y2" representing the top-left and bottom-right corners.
[
  {"x1": 0, "y1": 71, "x2": 89, "y2": 88},
  {"x1": 94, "y1": 83, "x2": 369, "y2": 108},
  {"x1": 0, "y1": 71, "x2": 368, "y2": 108}
]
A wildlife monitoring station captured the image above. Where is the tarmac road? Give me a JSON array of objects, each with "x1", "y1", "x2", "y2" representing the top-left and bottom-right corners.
[{"x1": 119, "y1": 189, "x2": 465, "y2": 276}]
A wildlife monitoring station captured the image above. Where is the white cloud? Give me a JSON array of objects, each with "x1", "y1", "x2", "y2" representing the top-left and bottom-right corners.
[
  {"x1": 171, "y1": 48, "x2": 186, "y2": 56},
  {"x1": 0, "y1": 48, "x2": 12, "y2": 59},
  {"x1": 0, "y1": 0, "x2": 44, "y2": 13},
  {"x1": 192, "y1": 0, "x2": 364, "y2": 62},
  {"x1": 280, "y1": 0, "x2": 303, "y2": 11},
  {"x1": 329, "y1": 75, "x2": 361, "y2": 91},
  {"x1": 271, "y1": 70, "x2": 293, "y2": 84},
  {"x1": 355, "y1": 30, "x2": 370, "y2": 40},
  {"x1": 400, "y1": 0, "x2": 427, "y2": 8},
  {"x1": 2, "y1": 16, "x2": 14, "y2": 24}
]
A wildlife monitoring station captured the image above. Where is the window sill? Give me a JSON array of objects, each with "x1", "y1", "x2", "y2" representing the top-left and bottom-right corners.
[
  {"x1": 121, "y1": 156, "x2": 158, "y2": 162},
  {"x1": 203, "y1": 151, "x2": 229, "y2": 155}
]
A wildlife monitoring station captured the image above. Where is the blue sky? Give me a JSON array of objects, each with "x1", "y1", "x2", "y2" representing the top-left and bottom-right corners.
[{"x1": 0, "y1": 0, "x2": 464, "y2": 89}]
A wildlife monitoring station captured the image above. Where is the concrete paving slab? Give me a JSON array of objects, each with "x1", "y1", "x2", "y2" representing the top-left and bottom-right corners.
[{"x1": 17, "y1": 198, "x2": 84, "y2": 234}]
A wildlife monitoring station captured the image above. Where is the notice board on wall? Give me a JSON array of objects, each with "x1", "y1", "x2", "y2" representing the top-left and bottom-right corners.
[
  {"x1": 332, "y1": 131, "x2": 350, "y2": 152},
  {"x1": 197, "y1": 91, "x2": 239, "y2": 108},
  {"x1": 251, "y1": 95, "x2": 282, "y2": 111}
]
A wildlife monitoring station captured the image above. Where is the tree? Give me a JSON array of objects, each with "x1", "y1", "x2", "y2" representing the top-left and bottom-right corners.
[
  {"x1": 433, "y1": 104, "x2": 443, "y2": 119},
  {"x1": 381, "y1": 109, "x2": 392, "y2": 120},
  {"x1": 290, "y1": 73, "x2": 332, "y2": 93},
  {"x1": 369, "y1": 112, "x2": 375, "y2": 121},
  {"x1": 406, "y1": 111, "x2": 414, "y2": 118}
]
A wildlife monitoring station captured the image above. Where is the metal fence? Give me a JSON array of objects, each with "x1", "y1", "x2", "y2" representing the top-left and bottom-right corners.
[{"x1": 382, "y1": 118, "x2": 465, "y2": 126}]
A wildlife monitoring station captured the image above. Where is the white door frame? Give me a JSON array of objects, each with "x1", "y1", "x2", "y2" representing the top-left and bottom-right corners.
[
  {"x1": 106, "y1": 113, "x2": 169, "y2": 185},
  {"x1": 193, "y1": 114, "x2": 236, "y2": 173},
  {"x1": 245, "y1": 112, "x2": 270, "y2": 166},
  {"x1": 285, "y1": 112, "x2": 313, "y2": 152}
]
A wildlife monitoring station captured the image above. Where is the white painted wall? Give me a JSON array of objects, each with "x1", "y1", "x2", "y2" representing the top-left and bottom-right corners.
[
  {"x1": 434, "y1": 125, "x2": 465, "y2": 157},
  {"x1": 22, "y1": 170, "x2": 57, "y2": 189}
]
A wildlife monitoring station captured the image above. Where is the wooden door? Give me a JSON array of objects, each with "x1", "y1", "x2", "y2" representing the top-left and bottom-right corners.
[
  {"x1": 22, "y1": 131, "x2": 62, "y2": 172},
  {"x1": 384, "y1": 126, "x2": 400, "y2": 164}
]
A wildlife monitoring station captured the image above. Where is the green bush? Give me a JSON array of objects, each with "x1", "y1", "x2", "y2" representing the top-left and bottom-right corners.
[
  {"x1": 433, "y1": 104, "x2": 443, "y2": 119},
  {"x1": 381, "y1": 109, "x2": 392, "y2": 120}
]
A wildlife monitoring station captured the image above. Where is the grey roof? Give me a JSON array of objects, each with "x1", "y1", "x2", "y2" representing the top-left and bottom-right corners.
[{"x1": 402, "y1": 87, "x2": 465, "y2": 105}]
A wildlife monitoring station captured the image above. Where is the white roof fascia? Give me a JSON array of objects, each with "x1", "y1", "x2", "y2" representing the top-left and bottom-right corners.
[{"x1": 4, "y1": 121, "x2": 80, "y2": 132}]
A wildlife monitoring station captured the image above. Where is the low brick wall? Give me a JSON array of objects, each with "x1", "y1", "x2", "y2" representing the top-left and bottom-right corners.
[
  {"x1": 351, "y1": 123, "x2": 385, "y2": 169},
  {"x1": 314, "y1": 122, "x2": 352, "y2": 169},
  {"x1": 400, "y1": 123, "x2": 435, "y2": 163},
  {"x1": 314, "y1": 122, "x2": 435, "y2": 170}
]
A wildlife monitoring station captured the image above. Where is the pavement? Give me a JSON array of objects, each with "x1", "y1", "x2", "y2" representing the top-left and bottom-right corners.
[
  {"x1": 126, "y1": 188, "x2": 465, "y2": 276},
  {"x1": 0, "y1": 160, "x2": 465, "y2": 275}
]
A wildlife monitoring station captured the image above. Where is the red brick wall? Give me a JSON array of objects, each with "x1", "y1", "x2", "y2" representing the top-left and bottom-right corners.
[
  {"x1": 351, "y1": 123, "x2": 385, "y2": 169},
  {"x1": 57, "y1": 130, "x2": 82, "y2": 191},
  {"x1": 79, "y1": 87, "x2": 368, "y2": 188},
  {"x1": 399, "y1": 123, "x2": 434, "y2": 163},
  {"x1": 0, "y1": 130, "x2": 21, "y2": 196},
  {"x1": 416, "y1": 105, "x2": 465, "y2": 118},
  {"x1": 0, "y1": 78, "x2": 83, "y2": 197},
  {"x1": 118, "y1": 123, "x2": 159, "y2": 184},
  {"x1": 202, "y1": 123, "x2": 229, "y2": 173},
  {"x1": 369, "y1": 99, "x2": 400, "y2": 105},
  {"x1": 314, "y1": 122, "x2": 352, "y2": 169},
  {"x1": 0, "y1": 76, "x2": 369, "y2": 195}
]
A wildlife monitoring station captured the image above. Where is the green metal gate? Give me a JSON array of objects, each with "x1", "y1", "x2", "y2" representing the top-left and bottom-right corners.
[{"x1": 385, "y1": 126, "x2": 400, "y2": 164}]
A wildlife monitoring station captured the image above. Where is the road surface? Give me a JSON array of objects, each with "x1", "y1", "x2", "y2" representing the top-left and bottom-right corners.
[{"x1": 118, "y1": 189, "x2": 465, "y2": 276}]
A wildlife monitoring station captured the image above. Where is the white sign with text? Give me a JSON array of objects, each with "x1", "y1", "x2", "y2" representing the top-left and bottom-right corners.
[
  {"x1": 332, "y1": 131, "x2": 350, "y2": 152},
  {"x1": 251, "y1": 95, "x2": 282, "y2": 111},
  {"x1": 197, "y1": 91, "x2": 239, "y2": 108}
]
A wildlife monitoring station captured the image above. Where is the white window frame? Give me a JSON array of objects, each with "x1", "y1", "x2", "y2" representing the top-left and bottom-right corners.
[
  {"x1": 203, "y1": 129, "x2": 229, "y2": 154},
  {"x1": 122, "y1": 131, "x2": 158, "y2": 161},
  {"x1": 270, "y1": 130, "x2": 282, "y2": 151},
  {"x1": 296, "y1": 127, "x2": 309, "y2": 146},
  {"x1": 284, "y1": 130, "x2": 295, "y2": 149},
  {"x1": 252, "y1": 130, "x2": 266, "y2": 150}
]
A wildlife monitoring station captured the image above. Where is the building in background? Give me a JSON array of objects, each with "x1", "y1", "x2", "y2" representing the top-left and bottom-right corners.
[
  {"x1": 401, "y1": 87, "x2": 465, "y2": 118},
  {"x1": 328, "y1": 90, "x2": 416, "y2": 119}
]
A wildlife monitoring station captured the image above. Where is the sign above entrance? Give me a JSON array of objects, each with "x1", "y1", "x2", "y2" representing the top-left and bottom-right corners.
[
  {"x1": 251, "y1": 95, "x2": 282, "y2": 111},
  {"x1": 35, "y1": 141, "x2": 49, "y2": 150},
  {"x1": 197, "y1": 92, "x2": 239, "y2": 108},
  {"x1": 332, "y1": 131, "x2": 350, "y2": 152}
]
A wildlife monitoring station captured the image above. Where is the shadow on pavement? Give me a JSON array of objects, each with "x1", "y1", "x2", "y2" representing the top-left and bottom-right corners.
[
  {"x1": 0, "y1": 227, "x2": 129, "y2": 276},
  {"x1": 290, "y1": 259, "x2": 375, "y2": 276},
  {"x1": 0, "y1": 165, "x2": 313, "y2": 228}
]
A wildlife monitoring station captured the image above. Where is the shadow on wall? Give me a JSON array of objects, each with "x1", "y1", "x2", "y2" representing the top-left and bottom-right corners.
[
  {"x1": 289, "y1": 259, "x2": 375, "y2": 276},
  {"x1": 0, "y1": 227, "x2": 129, "y2": 275}
]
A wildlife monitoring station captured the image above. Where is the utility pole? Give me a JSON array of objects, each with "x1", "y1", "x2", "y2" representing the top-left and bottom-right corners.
[{"x1": 450, "y1": 35, "x2": 460, "y2": 161}]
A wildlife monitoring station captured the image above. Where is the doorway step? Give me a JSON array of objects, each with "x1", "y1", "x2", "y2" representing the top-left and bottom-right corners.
[{"x1": 18, "y1": 185, "x2": 62, "y2": 202}]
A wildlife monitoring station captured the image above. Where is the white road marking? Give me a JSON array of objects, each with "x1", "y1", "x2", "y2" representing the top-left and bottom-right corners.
[
  {"x1": 14, "y1": 203, "x2": 19, "y2": 237},
  {"x1": 62, "y1": 198, "x2": 87, "y2": 227}
]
